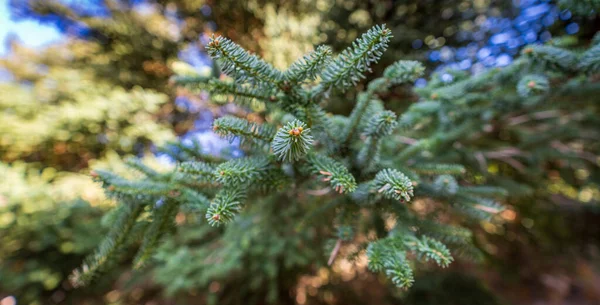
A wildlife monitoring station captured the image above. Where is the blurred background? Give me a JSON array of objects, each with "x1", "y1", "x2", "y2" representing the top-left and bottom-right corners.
[{"x1": 0, "y1": 0, "x2": 598, "y2": 304}]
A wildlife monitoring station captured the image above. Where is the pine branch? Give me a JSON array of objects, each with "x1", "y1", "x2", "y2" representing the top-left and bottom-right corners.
[
  {"x1": 363, "y1": 110, "x2": 398, "y2": 138},
  {"x1": 357, "y1": 110, "x2": 397, "y2": 170},
  {"x1": 306, "y1": 153, "x2": 357, "y2": 194},
  {"x1": 134, "y1": 199, "x2": 180, "y2": 269},
  {"x1": 340, "y1": 92, "x2": 372, "y2": 145},
  {"x1": 432, "y1": 175, "x2": 459, "y2": 195},
  {"x1": 213, "y1": 116, "x2": 276, "y2": 145},
  {"x1": 384, "y1": 254, "x2": 415, "y2": 288},
  {"x1": 319, "y1": 24, "x2": 392, "y2": 93},
  {"x1": 404, "y1": 236, "x2": 453, "y2": 268},
  {"x1": 382, "y1": 60, "x2": 425, "y2": 86},
  {"x1": 178, "y1": 161, "x2": 216, "y2": 181},
  {"x1": 214, "y1": 156, "x2": 271, "y2": 186},
  {"x1": 578, "y1": 43, "x2": 600, "y2": 74},
  {"x1": 124, "y1": 157, "x2": 161, "y2": 178},
  {"x1": 522, "y1": 45, "x2": 577, "y2": 72},
  {"x1": 454, "y1": 194, "x2": 504, "y2": 220},
  {"x1": 271, "y1": 120, "x2": 314, "y2": 162},
  {"x1": 517, "y1": 74, "x2": 549, "y2": 97},
  {"x1": 208, "y1": 79, "x2": 277, "y2": 105},
  {"x1": 459, "y1": 186, "x2": 508, "y2": 197},
  {"x1": 410, "y1": 163, "x2": 466, "y2": 175},
  {"x1": 372, "y1": 169, "x2": 414, "y2": 202},
  {"x1": 206, "y1": 35, "x2": 283, "y2": 86},
  {"x1": 205, "y1": 188, "x2": 247, "y2": 226},
  {"x1": 284, "y1": 45, "x2": 332, "y2": 83},
  {"x1": 70, "y1": 202, "x2": 144, "y2": 287}
]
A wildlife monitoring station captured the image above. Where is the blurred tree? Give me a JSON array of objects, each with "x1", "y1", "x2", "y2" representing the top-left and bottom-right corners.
[
  {"x1": 0, "y1": 36, "x2": 175, "y2": 305},
  {"x1": 0, "y1": 42, "x2": 174, "y2": 170}
]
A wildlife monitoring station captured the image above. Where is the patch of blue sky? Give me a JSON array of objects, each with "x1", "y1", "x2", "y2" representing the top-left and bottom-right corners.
[{"x1": 0, "y1": 0, "x2": 63, "y2": 55}]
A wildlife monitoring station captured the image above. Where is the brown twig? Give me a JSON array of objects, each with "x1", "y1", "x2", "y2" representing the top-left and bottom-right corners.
[{"x1": 328, "y1": 239, "x2": 343, "y2": 266}]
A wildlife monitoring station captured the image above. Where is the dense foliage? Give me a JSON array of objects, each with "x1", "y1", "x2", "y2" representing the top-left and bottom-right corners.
[
  {"x1": 2, "y1": 1, "x2": 599, "y2": 305},
  {"x1": 73, "y1": 23, "x2": 599, "y2": 304}
]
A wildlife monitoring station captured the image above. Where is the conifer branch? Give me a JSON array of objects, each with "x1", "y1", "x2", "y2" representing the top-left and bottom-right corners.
[
  {"x1": 578, "y1": 43, "x2": 600, "y2": 74},
  {"x1": 178, "y1": 161, "x2": 216, "y2": 180},
  {"x1": 357, "y1": 110, "x2": 397, "y2": 170},
  {"x1": 206, "y1": 36, "x2": 283, "y2": 86},
  {"x1": 213, "y1": 116, "x2": 276, "y2": 145},
  {"x1": 285, "y1": 45, "x2": 333, "y2": 83},
  {"x1": 134, "y1": 199, "x2": 180, "y2": 269},
  {"x1": 517, "y1": 74, "x2": 549, "y2": 97},
  {"x1": 318, "y1": 24, "x2": 392, "y2": 93},
  {"x1": 271, "y1": 120, "x2": 314, "y2": 162},
  {"x1": 460, "y1": 186, "x2": 508, "y2": 197},
  {"x1": 382, "y1": 60, "x2": 425, "y2": 86},
  {"x1": 208, "y1": 79, "x2": 277, "y2": 105},
  {"x1": 214, "y1": 156, "x2": 271, "y2": 186},
  {"x1": 70, "y1": 202, "x2": 144, "y2": 287},
  {"x1": 372, "y1": 169, "x2": 414, "y2": 202},
  {"x1": 205, "y1": 188, "x2": 247, "y2": 226},
  {"x1": 432, "y1": 175, "x2": 459, "y2": 195},
  {"x1": 306, "y1": 153, "x2": 357, "y2": 194},
  {"x1": 522, "y1": 44, "x2": 578, "y2": 72},
  {"x1": 384, "y1": 254, "x2": 415, "y2": 288},
  {"x1": 340, "y1": 92, "x2": 371, "y2": 145},
  {"x1": 404, "y1": 236, "x2": 453, "y2": 268},
  {"x1": 410, "y1": 163, "x2": 466, "y2": 175}
]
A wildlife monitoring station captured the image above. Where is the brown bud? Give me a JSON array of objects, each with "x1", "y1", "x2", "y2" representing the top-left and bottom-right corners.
[
  {"x1": 212, "y1": 214, "x2": 221, "y2": 221},
  {"x1": 108, "y1": 185, "x2": 116, "y2": 191},
  {"x1": 527, "y1": 81, "x2": 536, "y2": 88},
  {"x1": 90, "y1": 171, "x2": 99, "y2": 178},
  {"x1": 523, "y1": 47, "x2": 533, "y2": 54},
  {"x1": 319, "y1": 170, "x2": 332, "y2": 176},
  {"x1": 431, "y1": 93, "x2": 439, "y2": 100},
  {"x1": 208, "y1": 39, "x2": 219, "y2": 48}
]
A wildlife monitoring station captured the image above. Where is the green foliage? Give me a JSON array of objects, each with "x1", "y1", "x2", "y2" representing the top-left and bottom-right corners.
[
  {"x1": 372, "y1": 169, "x2": 414, "y2": 202},
  {"x1": 517, "y1": 74, "x2": 550, "y2": 97},
  {"x1": 319, "y1": 24, "x2": 392, "y2": 92},
  {"x1": 271, "y1": 120, "x2": 314, "y2": 162},
  {"x1": 383, "y1": 60, "x2": 426, "y2": 86},
  {"x1": 559, "y1": 0, "x2": 600, "y2": 16},
  {"x1": 0, "y1": 162, "x2": 108, "y2": 302},
  {"x1": 206, "y1": 188, "x2": 247, "y2": 226},
  {"x1": 70, "y1": 202, "x2": 144, "y2": 287},
  {"x1": 214, "y1": 156, "x2": 271, "y2": 186},
  {"x1": 207, "y1": 36, "x2": 283, "y2": 87},
  {"x1": 306, "y1": 153, "x2": 357, "y2": 193},
  {"x1": 285, "y1": 45, "x2": 333, "y2": 82},
  {"x1": 79, "y1": 22, "x2": 600, "y2": 301},
  {"x1": 213, "y1": 116, "x2": 276, "y2": 145}
]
